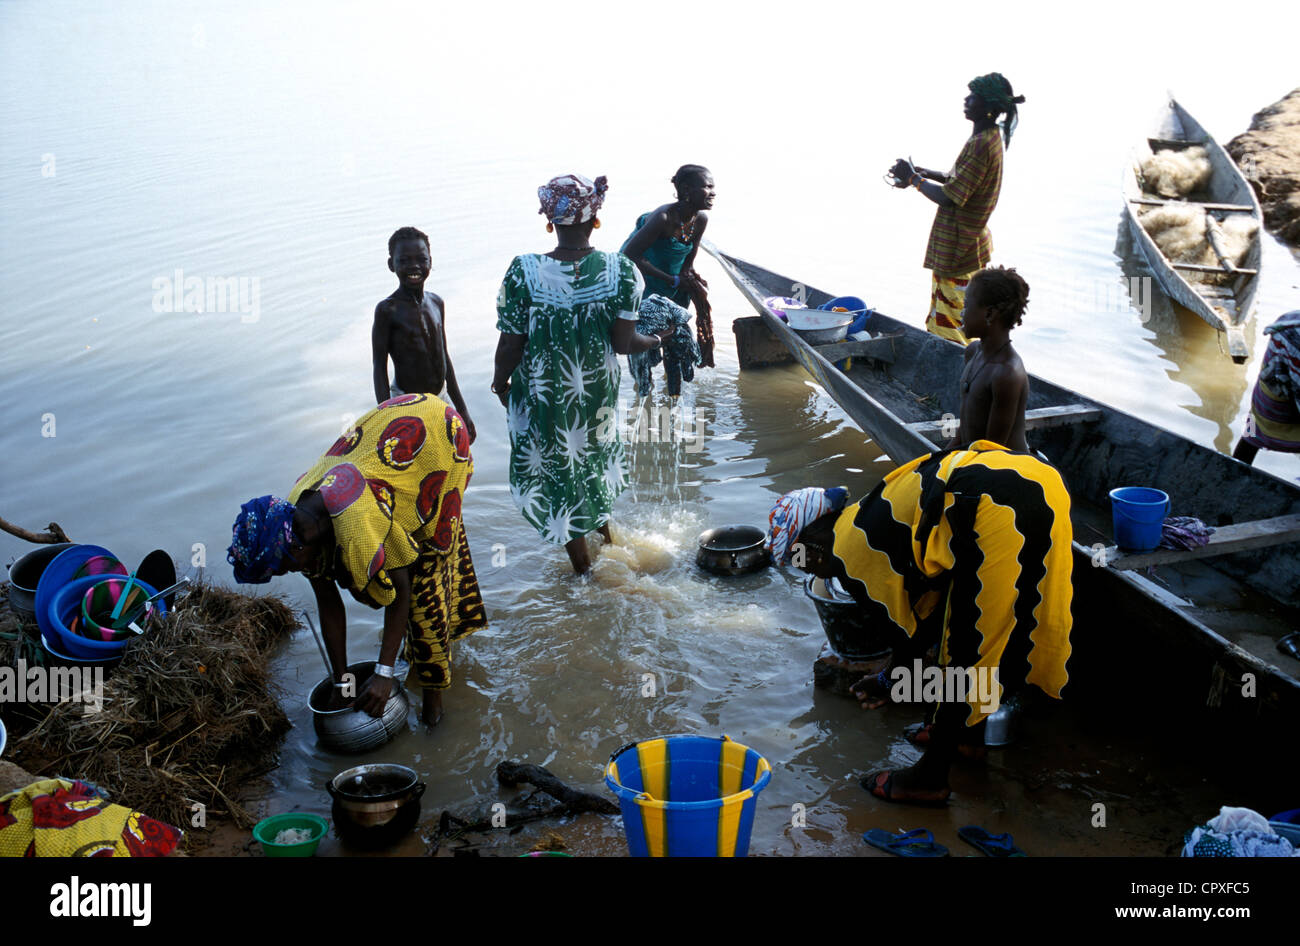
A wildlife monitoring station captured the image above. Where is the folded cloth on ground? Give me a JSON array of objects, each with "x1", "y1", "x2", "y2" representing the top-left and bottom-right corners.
[
  {"x1": 0, "y1": 778, "x2": 184, "y2": 857},
  {"x1": 629, "y1": 294, "x2": 700, "y2": 397},
  {"x1": 1181, "y1": 806, "x2": 1298, "y2": 857},
  {"x1": 1159, "y1": 516, "x2": 1215, "y2": 550}
]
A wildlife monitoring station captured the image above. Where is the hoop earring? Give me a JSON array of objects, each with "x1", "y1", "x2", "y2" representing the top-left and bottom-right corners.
[{"x1": 546, "y1": 222, "x2": 554, "y2": 233}]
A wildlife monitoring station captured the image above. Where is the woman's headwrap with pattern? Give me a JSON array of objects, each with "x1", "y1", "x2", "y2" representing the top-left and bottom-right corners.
[
  {"x1": 968, "y1": 73, "x2": 1026, "y2": 147},
  {"x1": 538, "y1": 174, "x2": 609, "y2": 225},
  {"x1": 227, "y1": 495, "x2": 296, "y2": 584},
  {"x1": 766, "y1": 486, "x2": 849, "y2": 566}
]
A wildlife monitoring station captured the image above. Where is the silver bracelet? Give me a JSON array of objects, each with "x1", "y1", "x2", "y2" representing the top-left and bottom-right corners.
[{"x1": 373, "y1": 663, "x2": 395, "y2": 679}]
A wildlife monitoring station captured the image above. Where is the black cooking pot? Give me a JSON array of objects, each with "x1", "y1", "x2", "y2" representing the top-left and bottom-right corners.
[
  {"x1": 326, "y1": 763, "x2": 426, "y2": 850},
  {"x1": 804, "y1": 575, "x2": 894, "y2": 660},
  {"x1": 696, "y1": 525, "x2": 770, "y2": 576}
]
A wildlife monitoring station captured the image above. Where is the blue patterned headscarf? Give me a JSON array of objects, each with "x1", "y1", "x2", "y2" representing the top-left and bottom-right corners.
[
  {"x1": 766, "y1": 486, "x2": 849, "y2": 566},
  {"x1": 537, "y1": 174, "x2": 608, "y2": 225},
  {"x1": 227, "y1": 495, "x2": 296, "y2": 584}
]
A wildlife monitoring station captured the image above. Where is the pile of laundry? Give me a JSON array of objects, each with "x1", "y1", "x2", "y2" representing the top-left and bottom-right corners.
[{"x1": 1182, "y1": 806, "x2": 1299, "y2": 857}]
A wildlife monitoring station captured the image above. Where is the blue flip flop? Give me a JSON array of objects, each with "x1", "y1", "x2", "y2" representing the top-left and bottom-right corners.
[
  {"x1": 958, "y1": 825, "x2": 1027, "y2": 856},
  {"x1": 862, "y1": 827, "x2": 950, "y2": 857}
]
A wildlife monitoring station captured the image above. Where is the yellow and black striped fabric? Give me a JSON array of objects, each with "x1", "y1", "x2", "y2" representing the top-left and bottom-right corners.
[{"x1": 829, "y1": 440, "x2": 1073, "y2": 724}]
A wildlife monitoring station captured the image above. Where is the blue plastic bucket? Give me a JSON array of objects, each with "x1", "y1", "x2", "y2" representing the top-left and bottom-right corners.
[
  {"x1": 605, "y1": 735, "x2": 772, "y2": 857},
  {"x1": 1109, "y1": 486, "x2": 1169, "y2": 551}
]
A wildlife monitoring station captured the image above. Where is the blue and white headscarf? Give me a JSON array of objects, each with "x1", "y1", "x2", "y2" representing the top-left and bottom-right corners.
[
  {"x1": 766, "y1": 486, "x2": 849, "y2": 566},
  {"x1": 227, "y1": 495, "x2": 296, "y2": 584}
]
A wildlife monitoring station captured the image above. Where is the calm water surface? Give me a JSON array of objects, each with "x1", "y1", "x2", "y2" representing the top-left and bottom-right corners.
[{"x1": 3, "y1": 1, "x2": 1298, "y2": 855}]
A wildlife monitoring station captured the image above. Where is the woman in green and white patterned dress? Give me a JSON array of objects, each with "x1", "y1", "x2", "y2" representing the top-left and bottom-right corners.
[{"x1": 492, "y1": 174, "x2": 670, "y2": 574}]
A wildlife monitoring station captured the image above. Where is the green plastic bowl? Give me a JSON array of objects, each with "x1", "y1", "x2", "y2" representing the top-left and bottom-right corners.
[{"x1": 252, "y1": 812, "x2": 329, "y2": 857}]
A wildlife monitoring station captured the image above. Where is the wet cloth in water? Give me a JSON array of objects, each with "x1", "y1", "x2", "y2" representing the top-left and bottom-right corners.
[
  {"x1": 1241, "y1": 311, "x2": 1300, "y2": 453},
  {"x1": 826, "y1": 442, "x2": 1073, "y2": 726},
  {"x1": 629, "y1": 294, "x2": 700, "y2": 396},
  {"x1": 622, "y1": 211, "x2": 715, "y2": 367},
  {"x1": 0, "y1": 778, "x2": 183, "y2": 857},
  {"x1": 287, "y1": 394, "x2": 487, "y2": 689}
]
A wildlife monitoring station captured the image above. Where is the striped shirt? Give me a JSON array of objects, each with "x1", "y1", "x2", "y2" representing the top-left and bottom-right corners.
[
  {"x1": 828, "y1": 442, "x2": 1073, "y2": 723},
  {"x1": 923, "y1": 128, "x2": 1004, "y2": 277}
]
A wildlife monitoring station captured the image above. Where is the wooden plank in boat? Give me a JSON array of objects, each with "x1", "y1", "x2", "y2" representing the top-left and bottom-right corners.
[
  {"x1": 906, "y1": 403, "x2": 1102, "y2": 438},
  {"x1": 1129, "y1": 198, "x2": 1255, "y2": 213},
  {"x1": 1148, "y1": 137, "x2": 1205, "y2": 151},
  {"x1": 1172, "y1": 261, "x2": 1258, "y2": 275},
  {"x1": 811, "y1": 334, "x2": 902, "y2": 364},
  {"x1": 1109, "y1": 514, "x2": 1300, "y2": 570}
]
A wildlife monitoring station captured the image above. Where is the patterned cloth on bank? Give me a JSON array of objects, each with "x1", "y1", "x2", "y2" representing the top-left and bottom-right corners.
[
  {"x1": 766, "y1": 486, "x2": 850, "y2": 566},
  {"x1": 1242, "y1": 311, "x2": 1300, "y2": 453},
  {"x1": 537, "y1": 173, "x2": 608, "y2": 225},
  {"x1": 622, "y1": 211, "x2": 715, "y2": 367},
  {"x1": 629, "y1": 293, "x2": 700, "y2": 396},
  {"x1": 496, "y1": 251, "x2": 643, "y2": 544},
  {"x1": 0, "y1": 779, "x2": 183, "y2": 857},
  {"x1": 923, "y1": 127, "x2": 1003, "y2": 278},
  {"x1": 826, "y1": 442, "x2": 1073, "y2": 726},
  {"x1": 1182, "y1": 807, "x2": 1298, "y2": 858},
  {"x1": 286, "y1": 394, "x2": 487, "y2": 689},
  {"x1": 926, "y1": 271, "x2": 976, "y2": 344}
]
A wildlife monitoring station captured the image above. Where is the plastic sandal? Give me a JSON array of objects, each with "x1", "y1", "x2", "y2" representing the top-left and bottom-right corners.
[
  {"x1": 862, "y1": 827, "x2": 950, "y2": 857},
  {"x1": 958, "y1": 825, "x2": 1027, "y2": 857}
]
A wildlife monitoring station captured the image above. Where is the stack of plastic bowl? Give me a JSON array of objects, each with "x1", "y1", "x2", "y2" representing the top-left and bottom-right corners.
[{"x1": 42, "y1": 575, "x2": 165, "y2": 662}]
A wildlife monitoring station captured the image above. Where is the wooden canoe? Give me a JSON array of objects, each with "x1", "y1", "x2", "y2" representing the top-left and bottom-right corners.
[
  {"x1": 708, "y1": 244, "x2": 1300, "y2": 723},
  {"x1": 1122, "y1": 97, "x2": 1263, "y2": 362}
]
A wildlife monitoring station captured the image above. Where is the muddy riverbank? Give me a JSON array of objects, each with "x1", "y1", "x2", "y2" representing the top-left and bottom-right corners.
[{"x1": 1228, "y1": 88, "x2": 1300, "y2": 250}]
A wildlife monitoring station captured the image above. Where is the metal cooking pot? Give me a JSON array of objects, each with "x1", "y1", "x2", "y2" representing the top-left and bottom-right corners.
[
  {"x1": 696, "y1": 525, "x2": 770, "y2": 576},
  {"x1": 309, "y1": 661, "x2": 410, "y2": 754},
  {"x1": 6, "y1": 542, "x2": 74, "y2": 624},
  {"x1": 327, "y1": 763, "x2": 426, "y2": 849}
]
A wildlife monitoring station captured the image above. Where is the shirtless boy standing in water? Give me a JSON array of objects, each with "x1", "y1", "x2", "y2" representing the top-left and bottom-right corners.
[
  {"x1": 953, "y1": 266, "x2": 1030, "y2": 452},
  {"x1": 372, "y1": 226, "x2": 475, "y2": 442}
]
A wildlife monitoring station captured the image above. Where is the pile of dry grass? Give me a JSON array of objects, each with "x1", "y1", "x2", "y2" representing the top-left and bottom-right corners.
[{"x1": 2, "y1": 580, "x2": 296, "y2": 837}]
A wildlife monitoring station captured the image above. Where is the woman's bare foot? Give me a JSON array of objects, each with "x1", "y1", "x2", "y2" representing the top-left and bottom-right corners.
[{"x1": 421, "y1": 689, "x2": 443, "y2": 727}]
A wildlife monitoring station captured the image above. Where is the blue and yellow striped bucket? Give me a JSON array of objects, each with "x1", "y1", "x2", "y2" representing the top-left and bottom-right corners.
[{"x1": 604, "y1": 734, "x2": 772, "y2": 857}]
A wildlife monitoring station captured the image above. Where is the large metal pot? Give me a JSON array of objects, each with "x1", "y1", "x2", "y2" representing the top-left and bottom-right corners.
[
  {"x1": 804, "y1": 575, "x2": 893, "y2": 659},
  {"x1": 309, "y1": 661, "x2": 410, "y2": 754},
  {"x1": 327, "y1": 763, "x2": 426, "y2": 849},
  {"x1": 696, "y1": 525, "x2": 770, "y2": 576},
  {"x1": 6, "y1": 542, "x2": 73, "y2": 624}
]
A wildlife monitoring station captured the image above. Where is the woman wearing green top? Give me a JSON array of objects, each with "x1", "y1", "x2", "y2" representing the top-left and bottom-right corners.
[
  {"x1": 622, "y1": 164, "x2": 716, "y2": 368},
  {"x1": 492, "y1": 174, "x2": 670, "y2": 574}
]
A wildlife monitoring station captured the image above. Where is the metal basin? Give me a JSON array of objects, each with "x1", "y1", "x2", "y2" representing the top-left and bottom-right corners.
[
  {"x1": 805, "y1": 575, "x2": 894, "y2": 659},
  {"x1": 785, "y1": 308, "x2": 853, "y2": 345},
  {"x1": 309, "y1": 661, "x2": 410, "y2": 754},
  {"x1": 697, "y1": 525, "x2": 770, "y2": 576},
  {"x1": 6, "y1": 542, "x2": 73, "y2": 624},
  {"x1": 327, "y1": 763, "x2": 425, "y2": 849}
]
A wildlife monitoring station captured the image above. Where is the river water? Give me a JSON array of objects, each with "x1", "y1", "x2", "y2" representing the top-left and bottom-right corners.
[{"x1": 3, "y1": 1, "x2": 1298, "y2": 856}]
